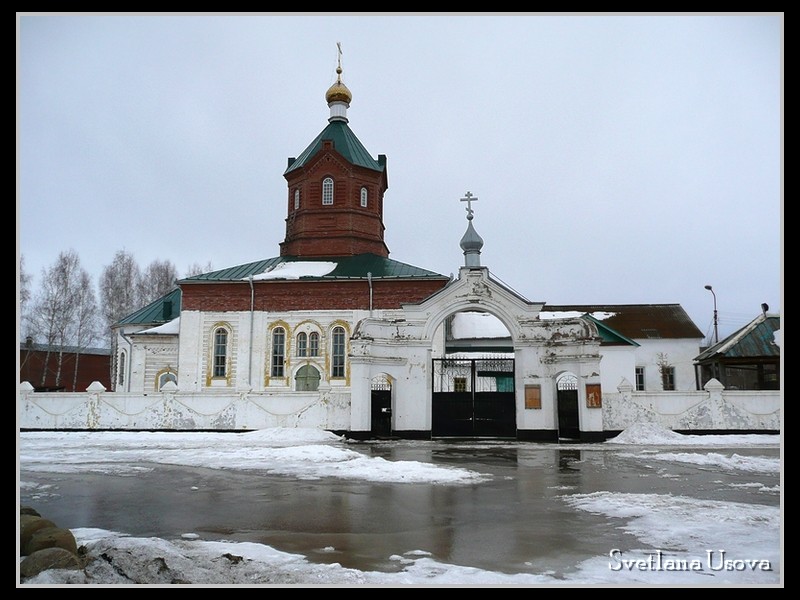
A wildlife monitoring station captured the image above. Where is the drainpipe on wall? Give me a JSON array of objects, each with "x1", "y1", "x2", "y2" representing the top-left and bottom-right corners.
[
  {"x1": 248, "y1": 275, "x2": 254, "y2": 388},
  {"x1": 367, "y1": 271, "x2": 373, "y2": 316}
]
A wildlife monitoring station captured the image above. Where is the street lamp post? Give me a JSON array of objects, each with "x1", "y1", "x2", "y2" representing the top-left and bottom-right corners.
[{"x1": 704, "y1": 285, "x2": 718, "y2": 344}]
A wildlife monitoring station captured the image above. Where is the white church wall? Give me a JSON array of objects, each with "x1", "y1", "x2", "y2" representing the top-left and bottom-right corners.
[
  {"x1": 388, "y1": 346, "x2": 432, "y2": 432},
  {"x1": 349, "y1": 321, "x2": 432, "y2": 433},
  {"x1": 595, "y1": 346, "x2": 635, "y2": 395},
  {"x1": 176, "y1": 310, "x2": 205, "y2": 391},
  {"x1": 134, "y1": 335, "x2": 179, "y2": 392},
  {"x1": 634, "y1": 338, "x2": 701, "y2": 391},
  {"x1": 516, "y1": 346, "x2": 557, "y2": 431}
]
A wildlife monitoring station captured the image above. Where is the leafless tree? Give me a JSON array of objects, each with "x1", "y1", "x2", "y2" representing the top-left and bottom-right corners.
[
  {"x1": 184, "y1": 261, "x2": 214, "y2": 278},
  {"x1": 656, "y1": 352, "x2": 674, "y2": 391},
  {"x1": 70, "y1": 269, "x2": 100, "y2": 391},
  {"x1": 28, "y1": 250, "x2": 85, "y2": 389},
  {"x1": 138, "y1": 259, "x2": 179, "y2": 306},
  {"x1": 19, "y1": 253, "x2": 32, "y2": 339},
  {"x1": 99, "y1": 249, "x2": 142, "y2": 342}
]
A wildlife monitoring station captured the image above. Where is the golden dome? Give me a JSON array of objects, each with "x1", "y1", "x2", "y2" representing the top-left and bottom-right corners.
[{"x1": 325, "y1": 67, "x2": 352, "y2": 105}]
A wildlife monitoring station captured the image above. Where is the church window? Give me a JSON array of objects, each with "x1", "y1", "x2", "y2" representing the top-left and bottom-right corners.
[
  {"x1": 272, "y1": 327, "x2": 286, "y2": 377},
  {"x1": 158, "y1": 370, "x2": 177, "y2": 390},
  {"x1": 213, "y1": 328, "x2": 228, "y2": 377},
  {"x1": 331, "y1": 326, "x2": 346, "y2": 378},
  {"x1": 309, "y1": 332, "x2": 320, "y2": 357},
  {"x1": 117, "y1": 351, "x2": 126, "y2": 388},
  {"x1": 322, "y1": 177, "x2": 334, "y2": 205},
  {"x1": 295, "y1": 365, "x2": 321, "y2": 392},
  {"x1": 297, "y1": 332, "x2": 307, "y2": 357},
  {"x1": 294, "y1": 189, "x2": 300, "y2": 210},
  {"x1": 635, "y1": 367, "x2": 645, "y2": 391},
  {"x1": 360, "y1": 186, "x2": 368, "y2": 207},
  {"x1": 662, "y1": 366, "x2": 676, "y2": 391}
]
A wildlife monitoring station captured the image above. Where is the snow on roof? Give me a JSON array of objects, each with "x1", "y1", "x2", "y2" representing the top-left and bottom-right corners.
[
  {"x1": 451, "y1": 312, "x2": 509, "y2": 339},
  {"x1": 137, "y1": 317, "x2": 180, "y2": 335},
  {"x1": 539, "y1": 311, "x2": 616, "y2": 320},
  {"x1": 247, "y1": 261, "x2": 337, "y2": 281},
  {"x1": 452, "y1": 310, "x2": 616, "y2": 339}
]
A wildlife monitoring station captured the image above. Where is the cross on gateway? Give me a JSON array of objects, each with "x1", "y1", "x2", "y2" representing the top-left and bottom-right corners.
[{"x1": 460, "y1": 191, "x2": 478, "y2": 218}]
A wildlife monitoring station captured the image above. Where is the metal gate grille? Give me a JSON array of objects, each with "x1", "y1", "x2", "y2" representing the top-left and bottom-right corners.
[{"x1": 432, "y1": 357, "x2": 516, "y2": 437}]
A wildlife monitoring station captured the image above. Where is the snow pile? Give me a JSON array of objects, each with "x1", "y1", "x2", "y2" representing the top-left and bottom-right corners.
[
  {"x1": 19, "y1": 429, "x2": 488, "y2": 485},
  {"x1": 606, "y1": 422, "x2": 687, "y2": 445},
  {"x1": 237, "y1": 427, "x2": 344, "y2": 445},
  {"x1": 605, "y1": 422, "x2": 779, "y2": 446}
]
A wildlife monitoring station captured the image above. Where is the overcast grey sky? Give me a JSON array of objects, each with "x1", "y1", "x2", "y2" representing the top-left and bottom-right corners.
[{"x1": 17, "y1": 13, "x2": 782, "y2": 342}]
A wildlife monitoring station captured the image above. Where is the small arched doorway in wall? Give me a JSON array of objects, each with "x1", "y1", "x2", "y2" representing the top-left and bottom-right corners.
[
  {"x1": 370, "y1": 374, "x2": 392, "y2": 437},
  {"x1": 556, "y1": 372, "x2": 580, "y2": 440}
]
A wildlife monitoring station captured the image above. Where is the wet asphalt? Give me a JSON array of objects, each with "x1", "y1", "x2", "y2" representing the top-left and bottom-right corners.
[{"x1": 18, "y1": 439, "x2": 781, "y2": 579}]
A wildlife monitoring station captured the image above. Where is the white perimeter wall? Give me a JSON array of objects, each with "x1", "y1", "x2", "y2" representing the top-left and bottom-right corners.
[{"x1": 19, "y1": 379, "x2": 779, "y2": 433}]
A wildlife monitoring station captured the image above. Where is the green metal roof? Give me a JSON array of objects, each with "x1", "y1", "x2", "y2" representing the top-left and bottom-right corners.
[
  {"x1": 695, "y1": 314, "x2": 780, "y2": 361},
  {"x1": 119, "y1": 256, "x2": 444, "y2": 326},
  {"x1": 116, "y1": 288, "x2": 181, "y2": 326},
  {"x1": 583, "y1": 314, "x2": 640, "y2": 346},
  {"x1": 284, "y1": 121, "x2": 384, "y2": 174},
  {"x1": 179, "y1": 254, "x2": 447, "y2": 282}
]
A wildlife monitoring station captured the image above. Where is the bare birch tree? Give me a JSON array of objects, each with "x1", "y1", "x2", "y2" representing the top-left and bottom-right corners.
[
  {"x1": 184, "y1": 261, "x2": 214, "y2": 278},
  {"x1": 70, "y1": 268, "x2": 100, "y2": 391},
  {"x1": 138, "y1": 258, "x2": 179, "y2": 306},
  {"x1": 19, "y1": 253, "x2": 32, "y2": 339},
  {"x1": 28, "y1": 250, "x2": 84, "y2": 389},
  {"x1": 99, "y1": 249, "x2": 142, "y2": 340}
]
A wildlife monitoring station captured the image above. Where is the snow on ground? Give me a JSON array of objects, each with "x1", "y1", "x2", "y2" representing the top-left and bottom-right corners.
[
  {"x1": 18, "y1": 423, "x2": 781, "y2": 586},
  {"x1": 622, "y1": 451, "x2": 781, "y2": 474},
  {"x1": 18, "y1": 428, "x2": 488, "y2": 484},
  {"x1": 22, "y1": 528, "x2": 564, "y2": 585}
]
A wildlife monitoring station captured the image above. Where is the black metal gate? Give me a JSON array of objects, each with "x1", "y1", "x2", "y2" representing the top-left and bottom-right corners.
[
  {"x1": 557, "y1": 373, "x2": 580, "y2": 439},
  {"x1": 371, "y1": 376, "x2": 392, "y2": 437},
  {"x1": 432, "y1": 357, "x2": 516, "y2": 437}
]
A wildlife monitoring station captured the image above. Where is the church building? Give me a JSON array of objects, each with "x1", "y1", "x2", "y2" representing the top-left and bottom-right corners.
[{"x1": 112, "y1": 55, "x2": 704, "y2": 441}]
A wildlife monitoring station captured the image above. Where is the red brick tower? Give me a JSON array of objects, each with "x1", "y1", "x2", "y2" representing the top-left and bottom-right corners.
[{"x1": 280, "y1": 53, "x2": 389, "y2": 258}]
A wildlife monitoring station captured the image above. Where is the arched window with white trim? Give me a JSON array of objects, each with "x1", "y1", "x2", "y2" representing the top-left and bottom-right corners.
[
  {"x1": 360, "y1": 186, "x2": 368, "y2": 208},
  {"x1": 297, "y1": 332, "x2": 307, "y2": 357},
  {"x1": 322, "y1": 177, "x2": 334, "y2": 205}
]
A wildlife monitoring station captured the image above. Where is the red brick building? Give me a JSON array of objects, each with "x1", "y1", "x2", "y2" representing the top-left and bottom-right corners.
[{"x1": 19, "y1": 341, "x2": 111, "y2": 392}]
